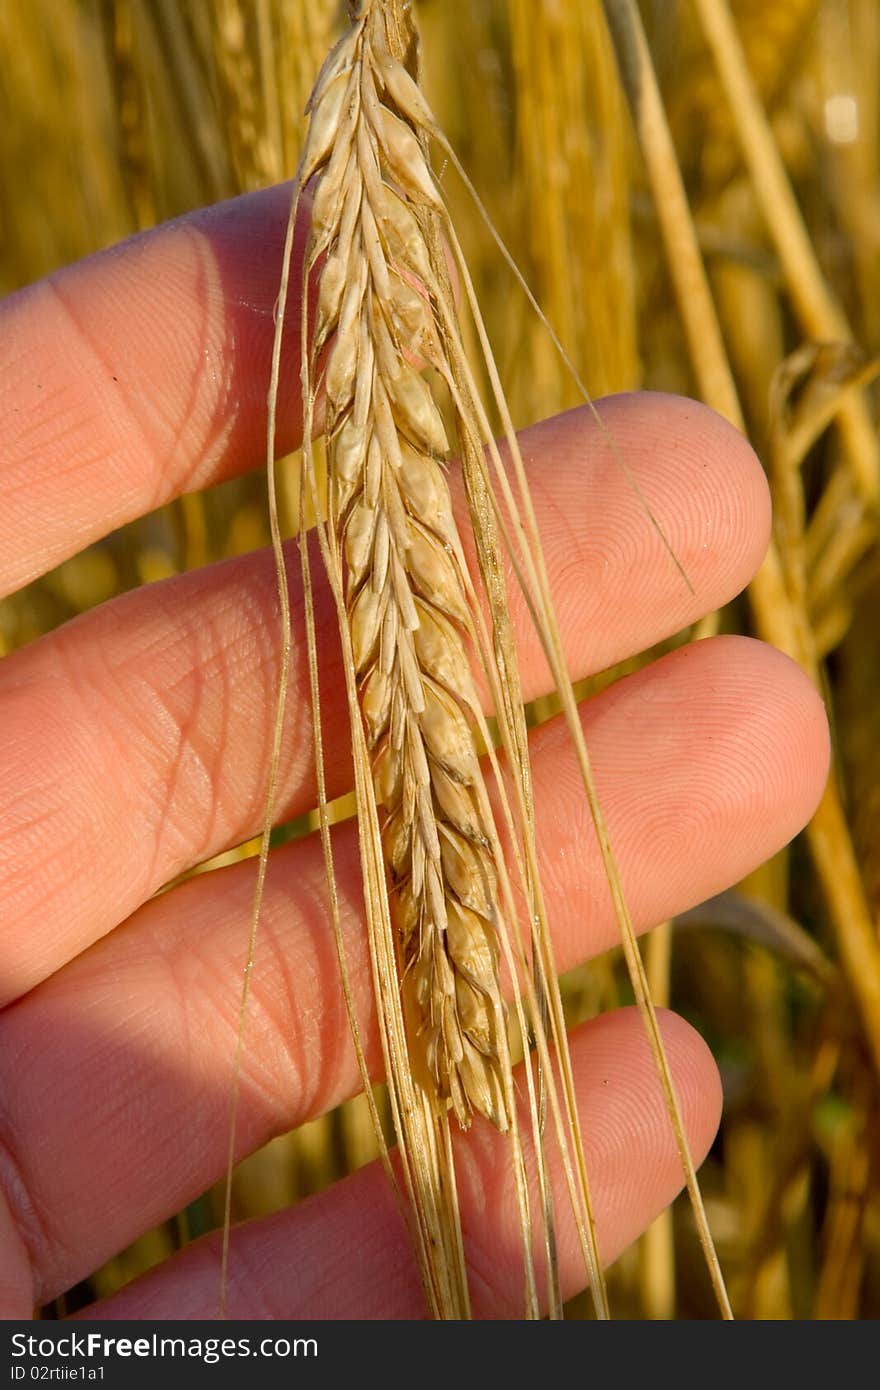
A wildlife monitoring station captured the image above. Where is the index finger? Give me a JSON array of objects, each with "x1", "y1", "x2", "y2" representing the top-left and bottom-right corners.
[{"x1": 0, "y1": 184, "x2": 308, "y2": 597}]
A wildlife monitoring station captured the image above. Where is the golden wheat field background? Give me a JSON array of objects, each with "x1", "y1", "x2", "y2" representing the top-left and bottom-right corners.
[{"x1": 1, "y1": 0, "x2": 879, "y2": 1319}]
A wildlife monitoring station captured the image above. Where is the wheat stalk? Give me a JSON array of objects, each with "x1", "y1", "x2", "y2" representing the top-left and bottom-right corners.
[
  {"x1": 254, "y1": 0, "x2": 615, "y2": 1318},
  {"x1": 229, "y1": 0, "x2": 724, "y2": 1320}
]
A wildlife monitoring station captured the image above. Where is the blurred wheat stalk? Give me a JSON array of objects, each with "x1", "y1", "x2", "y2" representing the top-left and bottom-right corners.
[{"x1": 2, "y1": 0, "x2": 878, "y2": 1319}]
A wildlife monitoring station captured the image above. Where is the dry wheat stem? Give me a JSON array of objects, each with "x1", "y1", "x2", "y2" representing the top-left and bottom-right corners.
[
  {"x1": 606, "y1": 0, "x2": 880, "y2": 1286},
  {"x1": 290, "y1": 0, "x2": 554, "y2": 1316},
  {"x1": 292, "y1": 0, "x2": 618, "y2": 1317},
  {"x1": 236, "y1": 0, "x2": 729, "y2": 1320},
  {"x1": 259, "y1": 0, "x2": 709, "y2": 1317},
  {"x1": 692, "y1": 0, "x2": 880, "y2": 504}
]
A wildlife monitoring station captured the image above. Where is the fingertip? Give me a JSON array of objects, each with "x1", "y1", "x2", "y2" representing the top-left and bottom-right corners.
[
  {"x1": 700, "y1": 634, "x2": 831, "y2": 833},
  {"x1": 653, "y1": 1005, "x2": 724, "y2": 1160},
  {"x1": 499, "y1": 392, "x2": 774, "y2": 685},
  {"x1": 569, "y1": 1006, "x2": 722, "y2": 1226},
  {"x1": 493, "y1": 1006, "x2": 718, "y2": 1307},
  {"x1": 592, "y1": 390, "x2": 772, "y2": 593},
  {"x1": 455, "y1": 1004, "x2": 724, "y2": 1314}
]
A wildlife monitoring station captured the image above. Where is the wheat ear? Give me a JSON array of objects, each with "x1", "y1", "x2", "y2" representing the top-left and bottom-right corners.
[
  {"x1": 284, "y1": 0, "x2": 613, "y2": 1318},
  {"x1": 282, "y1": 0, "x2": 539, "y2": 1317},
  {"x1": 257, "y1": 0, "x2": 623, "y2": 1319},
  {"x1": 304, "y1": 5, "x2": 513, "y2": 1130}
]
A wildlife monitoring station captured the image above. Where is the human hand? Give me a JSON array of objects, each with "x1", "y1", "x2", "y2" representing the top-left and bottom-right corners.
[{"x1": 0, "y1": 186, "x2": 829, "y2": 1319}]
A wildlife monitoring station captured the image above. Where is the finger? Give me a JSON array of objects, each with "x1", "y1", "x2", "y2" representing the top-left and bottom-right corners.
[
  {"x1": 73, "y1": 1009, "x2": 722, "y2": 1320},
  {"x1": 0, "y1": 636, "x2": 828, "y2": 1301},
  {"x1": 0, "y1": 395, "x2": 769, "y2": 998},
  {"x1": 0, "y1": 185, "x2": 311, "y2": 595}
]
